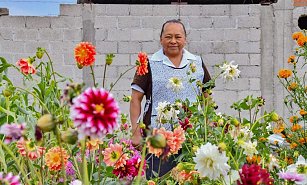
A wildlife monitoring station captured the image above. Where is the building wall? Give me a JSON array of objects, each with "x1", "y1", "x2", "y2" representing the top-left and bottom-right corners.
[{"x1": 0, "y1": 1, "x2": 300, "y2": 117}]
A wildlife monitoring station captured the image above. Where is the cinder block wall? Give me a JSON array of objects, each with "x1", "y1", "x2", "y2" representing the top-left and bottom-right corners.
[{"x1": 0, "y1": 1, "x2": 297, "y2": 117}]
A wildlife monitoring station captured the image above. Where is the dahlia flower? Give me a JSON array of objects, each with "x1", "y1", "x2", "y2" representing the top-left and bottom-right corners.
[
  {"x1": 155, "y1": 101, "x2": 179, "y2": 124},
  {"x1": 69, "y1": 180, "x2": 82, "y2": 185},
  {"x1": 278, "y1": 69, "x2": 292, "y2": 79},
  {"x1": 103, "y1": 143, "x2": 128, "y2": 169},
  {"x1": 70, "y1": 87, "x2": 119, "y2": 139},
  {"x1": 278, "y1": 172, "x2": 304, "y2": 182},
  {"x1": 237, "y1": 164, "x2": 274, "y2": 185},
  {"x1": 74, "y1": 42, "x2": 96, "y2": 67},
  {"x1": 17, "y1": 139, "x2": 45, "y2": 160},
  {"x1": 16, "y1": 58, "x2": 36, "y2": 75},
  {"x1": 0, "y1": 172, "x2": 21, "y2": 185},
  {"x1": 45, "y1": 146, "x2": 70, "y2": 171},
  {"x1": 86, "y1": 138, "x2": 102, "y2": 151},
  {"x1": 0, "y1": 123, "x2": 26, "y2": 144},
  {"x1": 241, "y1": 140, "x2": 258, "y2": 157},
  {"x1": 193, "y1": 142, "x2": 230, "y2": 180},
  {"x1": 285, "y1": 155, "x2": 307, "y2": 184},
  {"x1": 166, "y1": 77, "x2": 184, "y2": 93},
  {"x1": 112, "y1": 154, "x2": 143, "y2": 180},
  {"x1": 219, "y1": 60, "x2": 240, "y2": 81},
  {"x1": 66, "y1": 161, "x2": 76, "y2": 176},
  {"x1": 136, "y1": 52, "x2": 148, "y2": 76}
]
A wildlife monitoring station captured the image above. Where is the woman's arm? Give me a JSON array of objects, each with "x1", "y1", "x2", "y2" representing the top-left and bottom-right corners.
[{"x1": 130, "y1": 89, "x2": 144, "y2": 147}]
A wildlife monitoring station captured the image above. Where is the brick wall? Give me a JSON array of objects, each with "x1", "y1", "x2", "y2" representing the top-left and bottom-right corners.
[{"x1": 0, "y1": 1, "x2": 298, "y2": 117}]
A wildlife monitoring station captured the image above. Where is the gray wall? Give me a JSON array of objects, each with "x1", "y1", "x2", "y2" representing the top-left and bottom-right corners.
[{"x1": 0, "y1": 1, "x2": 302, "y2": 117}]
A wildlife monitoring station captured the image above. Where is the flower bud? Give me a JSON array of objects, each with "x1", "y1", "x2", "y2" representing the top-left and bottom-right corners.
[
  {"x1": 77, "y1": 62, "x2": 83, "y2": 69},
  {"x1": 37, "y1": 114, "x2": 55, "y2": 132},
  {"x1": 149, "y1": 133, "x2": 166, "y2": 148},
  {"x1": 147, "y1": 180, "x2": 156, "y2": 185},
  {"x1": 139, "y1": 122, "x2": 146, "y2": 130},
  {"x1": 61, "y1": 129, "x2": 78, "y2": 145},
  {"x1": 270, "y1": 112, "x2": 279, "y2": 122},
  {"x1": 218, "y1": 142, "x2": 227, "y2": 151},
  {"x1": 122, "y1": 95, "x2": 131, "y2": 102},
  {"x1": 36, "y1": 48, "x2": 44, "y2": 59},
  {"x1": 105, "y1": 53, "x2": 115, "y2": 65},
  {"x1": 192, "y1": 145, "x2": 199, "y2": 153},
  {"x1": 2, "y1": 89, "x2": 12, "y2": 97},
  {"x1": 230, "y1": 118, "x2": 240, "y2": 126}
]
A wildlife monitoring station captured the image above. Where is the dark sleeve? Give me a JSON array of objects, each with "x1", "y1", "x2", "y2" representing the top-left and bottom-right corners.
[
  {"x1": 201, "y1": 57, "x2": 214, "y2": 90},
  {"x1": 131, "y1": 63, "x2": 151, "y2": 96}
]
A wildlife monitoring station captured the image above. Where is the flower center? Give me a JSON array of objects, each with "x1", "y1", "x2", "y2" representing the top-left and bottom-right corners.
[
  {"x1": 172, "y1": 78, "x2": 180, "y2": 85},
  {"x1": 111, "y1": 151, "x2": 120, "y2": 161},
  {"x1": 95, "y1": 103, "x2": 105, "y2": 114},
  {"x1": 52, "y1": 153, "x2": 61, "y2": 163},
  {"x1": 26, "y1": 141, "x2": 36, "y2": 151},
  {"x1": 229, "y1": 68, "x2": 236, "y2": 76},
  {"x1": 204, "y1": 158, "x2": 214, "y2": 168}
]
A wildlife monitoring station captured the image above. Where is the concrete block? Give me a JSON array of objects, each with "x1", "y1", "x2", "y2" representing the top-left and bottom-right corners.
[
  {"x1": 0, "y1": 16, "x2": 26, "y2": 28},
  {"x1": 201, "y1": 29, "x2": 224, "y2": 41},
  {"x1": 249, "y1": 5, "x2": 261, "y2": 16},
  {"x1": 212, "y1": 41, "x2": 237, "y2": 54},
  {"x1": 237, "y1": 90, "x2": 261, "y2": 100},
  {"x1": 225, "y1": 78, "x2": 249, "y2": 90},
  {"x1": 94, "y1": 16, "x2": 117, "y2": 29},
  {"x1": 96, "y1": 41, "x2": 118, "y2": 54},
  {"x1": 118, "y1": 41, "x2": 142, "y2": 54},
  {"x1": 60, "y1": 4, "x2": 82, "y2": 16},
  {"x1": 153, "y1": 5, "x2": 178, "y2": 16},
  {"x1": 189, "y1": 17, "x2": 213, "y2": 29},
  {"x1": 1, "y1": 40, "x2": 25, "y2": 53},
  {"x1": 153, "y1": 29, "x2": 161, "y2": 41},
  {"x1": 107, "y1": 29, "x2": 131, "y2": 41},
  {"x1": 63, "y1": 52, "x2": 75, "y2": 65},
  {"x1": 118, "y1": 17, "x2": 141, "y2": 29},
  {"x1": 238, "y1": 41, "x2": 260, "y2": 53},
  {"x1": 95, "y1": 28, "x2": 107, "y2": 41},
  {"x1": 131, "y1": 29, "x2": 154, "y2": 41},
  {"x1": 224, "y1": 28, "x2": 249, "y2": 41},
  {"x1": 51, "y1": 17, "x2": 83, "y2": 29},
  {"x1": 104, "y1": 77, "x2": 132, "y2": 91},
  {"x1": 187, "y1": 30, "x2": 201, "y2": 41},
  {"x1": 213, "y1": 17, "x2": 237, "y2": 29},
  {"x1": 94, "y1": 66, "x2": 118, "y2": 78},
  {"x1": 249, "y1": 78, "x2": 260, "y2": 91},
  {"x1": 49, "y1": 41, "x2": 65, "y2": 54},
  {"x1": 230, "y1": 5, "x2": 250, "y2": 16},
  {"x1": 239, "y1": 65, "x2": 261, "y2": 78},
  {"x1": 94, "y1": 5, "x2": 107, "y2": 16},
  {"x1": 201, "y1": 54, "x2": 225, "y2": 66},
  {"x1": 106, "y1": 5, "x2": 130, "y2": 16},
  {"x1": 201, "y1": 5, "x2": 230, "y2": 16},
  {"x1": 225, "y1": 54, "x2": 249, "y2": 65},
  {"x1": 212, "y1": 90, "x2": 238, "y2": 115},
  {"x1": 0, "y1": 53, "x2": 13, "y2": 63},
  {"x1": 117, "y1": 65, "x2": 136, "y2": 79},
  {"x1": 249, "y1": 54, "x2": 261, "y2": 65},
  {"x1": 130, "y1": 5, "x2": 153, "y2": 16},
  {"x1": 24, "y1": 41, "x2": 50, "y2": 53},
  {"x1": 249, "y1": 28, "x2": 261, "y2": 42},
  {"x1": 141, "y1": 16, "x2": 165, "y2": 29},
  {"x1": 63, "y1": 29, "x2": 82, "y2": 41},
  {"x1": 111, "y1": 54, "x2": 130, "y2": 66},
  {"x1": 26, "y1": 17, "x2": 51, "y2": 28},
  {"x1": 38, "y1": 28, "x2": 63, "y2": 41},
  {"x1": 238, "y1": 16, "x2": 260, "y2": 28},
  {"x1": 0, "y1": 28, "x2": 13, "y2": 40},
  {"x1": 179, "y1": 5, "x2": 202, "y2": 16},
  {"x1": 213, "y1": 78, "x2": 226, "y2": 91},
  {"x1": 14, "y1": 29, "x2": 38, "y2": 41},
  {"x1": 141, "y1": 41, "x2": 160, "y2": 54},
  {"x1": 188, "y1": 41, "x2": 212, "y2": 55}
]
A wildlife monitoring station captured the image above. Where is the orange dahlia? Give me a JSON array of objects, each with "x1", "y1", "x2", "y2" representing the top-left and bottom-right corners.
[
  {"x1": 136, "y1": 52, "x2": 148, "y2": 76},
  {"x1": 297, "y1": 36, "x2": 307, "y2": 47},
  {"x1": 291, "y1": 124, "x2": 302, "y2": 132},
  {"x1": 103, "y1": 143, "x2": 128, "y2": 169},
  {"x1": 287, "y1": 55, "x2": 296, "y2": 64},
  {"x1": 288, "y1": 82, "x2": 298, "y2": 91},
  {"x1": 292, "y1": 32, "x2": 304, "y2": 40},
  {"x1": 299, "y1": 109, "x2": 307, "y2": 116},
  {"x1": 74, "y1": 42, "x2": 96, "y2": 67},
  {"x1": 17, "y1": 139, "x2": 45, "y2": 160},
  {"x1": 290, "y1": 142, "x2": 298, "y2": 149},
  {"x1": 289, "y1": 115, "x2": 298, "y2": 123},
  {"x1": 278, "y1": 69, "x2": 292, "y2": 78},
  {"x1": 86, "y1": 138, "x2": 102, "y2": 151},
  {"x1": 45, "y1": 146, "x2": 69, "y2": 171},
  {"x1": 169, "y1": 126, "x2": 185, "y2": 155}
]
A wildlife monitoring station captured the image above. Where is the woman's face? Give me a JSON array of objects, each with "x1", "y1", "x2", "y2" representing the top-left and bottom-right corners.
[{"x1": 160, "y1": 23, "x2": 186, "y2": 58}]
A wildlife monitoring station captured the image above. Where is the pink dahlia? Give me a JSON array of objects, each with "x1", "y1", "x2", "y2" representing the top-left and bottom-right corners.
[
  {"x1": 17, "y1": 139, "x2": 45, "y2": 160},
  {"x1": 278, "y1": 172, "x2": 304, "y2": 182},
  {"x1": 0, "y1": 123, "x2": 26, "y2": 144},
  {"x1": 112, "y1": 154, "x2": 142, "y2": 180},
  {"x1": 70, "y1": 87, "x2": 120, "y2": 139},
  {"x1": 0, "y1": 172, "x2": 21, "y2": 185},
  {"x1": 16, "y1": 58, "x2": 36, "y2": 75},
  {"x1": 103, "y1": 143, "x2": 128, "y2": 169},
  {"x1": 237, "y1": 164, "x2": 274, "y2": 185}
]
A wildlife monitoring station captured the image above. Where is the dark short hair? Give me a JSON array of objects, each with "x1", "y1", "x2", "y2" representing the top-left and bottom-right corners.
[{"x1": 160, "y1": 19, "x2": 187, "y2": 38}]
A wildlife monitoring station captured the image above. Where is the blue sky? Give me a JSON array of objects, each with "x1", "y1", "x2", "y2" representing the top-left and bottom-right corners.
[{"x1": 0, "y1": 0, "x2": 77, "y2": 16}]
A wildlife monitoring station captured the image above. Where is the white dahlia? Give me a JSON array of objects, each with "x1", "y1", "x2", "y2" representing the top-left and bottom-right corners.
[
  {"x1": 166, "y1": 77, "x2": 184, "y2": 93},
  {"x1": 193, "y1": 142, "x2": 230, "y2": 180}
]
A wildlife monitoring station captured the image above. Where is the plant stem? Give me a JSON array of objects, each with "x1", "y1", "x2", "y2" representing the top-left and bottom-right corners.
[
  {"x1": 90, "y1": 65, "x2": 97, "y2": 88},
  {"x1": 102, "y1": 64, "x2": 107, "y2": 88},
  {"x1": 55, "y1": 127, "x2": 67, "y2": 185},
  {"x1": 109, "y1": 66, "x2": 135, "y2": 92},
  {"x1": 44, "y1": 51, "x2": 57, "y2": 83},
  {"x1": 81, "y1": 139, "x2": 90, "y2": 184},
  {"x1": 136, "y1": 143, "x2": 146, "y2": 185}
]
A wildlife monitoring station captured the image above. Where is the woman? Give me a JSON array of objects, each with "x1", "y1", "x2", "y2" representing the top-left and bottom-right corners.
[{"x1": 130, "y1": 19, "x2": 211, "y2": 179}]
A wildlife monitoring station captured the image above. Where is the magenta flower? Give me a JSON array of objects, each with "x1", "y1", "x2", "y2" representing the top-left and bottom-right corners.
[
  {"x1": 0, "y1": 123, "x2": 26, "y2": 144},
  {"x1": 0, "y1": 172, "x2": 21, "y2": 185},
  {"x1": 66, "y1": 161, "x2": 76, "y2": 177},
  {"x1": 278, "y1": 172, "x2": 305, "y2": 182},
  {"x1": 237, "y1": 164, "x2": 274, "y2": 185},
  {"x1": 70, "y1": 87, "x2": 119, "y2": 139},
  {"x1": 112, "y1": 154, "x2": 144, "y2": 180}
]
